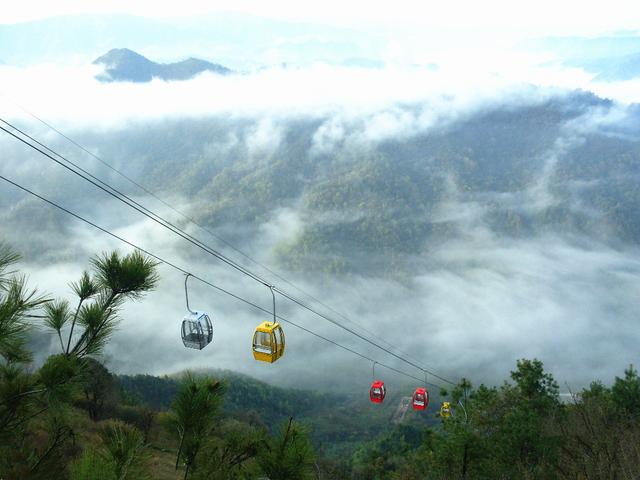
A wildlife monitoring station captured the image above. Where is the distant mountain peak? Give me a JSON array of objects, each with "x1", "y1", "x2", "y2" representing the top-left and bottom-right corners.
[
  {"x1": 93, "y1": 48, "x2": 232, "y2": 82},
  {"x1": 95, "y1": 48, "x2": 148, "y2": 62}
]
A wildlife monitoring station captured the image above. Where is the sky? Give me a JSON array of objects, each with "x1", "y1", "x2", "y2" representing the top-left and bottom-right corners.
[{"x1": 3, "y1": 0, "x2": 640, "y2": 36}]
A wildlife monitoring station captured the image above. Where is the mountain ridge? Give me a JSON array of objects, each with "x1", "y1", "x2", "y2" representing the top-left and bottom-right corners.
[{"x1": 93, "y1": 47, "x2": 232, "y2": 82}]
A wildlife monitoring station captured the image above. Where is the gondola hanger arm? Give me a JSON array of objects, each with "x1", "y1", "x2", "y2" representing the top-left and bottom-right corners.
[
  {"x1": 269, "y1": 285, "x2": 276, "y2": 326},
  {"x1": 184, "y1": 273, "x2": 196, "y2": 314}
]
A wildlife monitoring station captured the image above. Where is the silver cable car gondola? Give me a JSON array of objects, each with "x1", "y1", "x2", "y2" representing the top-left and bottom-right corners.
[{"x1": 181, "y1": 274, "x2": 213, "y2": 350}]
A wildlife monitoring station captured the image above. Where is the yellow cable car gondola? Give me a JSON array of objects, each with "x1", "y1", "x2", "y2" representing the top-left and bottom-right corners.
[
  {"x1": 440, "y1": 401, "x2": 452, "y2": 418},
  {"x1": 252, "y1": 286, "x2": 285, "y2": 363}
]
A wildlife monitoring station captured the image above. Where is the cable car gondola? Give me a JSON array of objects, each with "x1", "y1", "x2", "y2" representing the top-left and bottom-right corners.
[
  {"x1": 370, "y1": 381, "x2": 386, "y2": 403},
  {"x1": 412, "y1": 387, "x2": 429, "y2": 410},
  {"x1": 181, "y1": 274, "x2": 213, "y2": 350},
  {"x1": 369, "y1": 362, "x2": 386, "y2": 403},
  {"x1": 440, "y1": 401, "x2": 452, "y2": 418},
  {"x1": 252, "y1": 286, "x2": 285, "y2": 363}
]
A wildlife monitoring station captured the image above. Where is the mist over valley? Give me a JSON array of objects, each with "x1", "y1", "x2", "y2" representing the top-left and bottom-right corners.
[{"x1": 2, "y1": 58, "x2": 639, "y2": 390}]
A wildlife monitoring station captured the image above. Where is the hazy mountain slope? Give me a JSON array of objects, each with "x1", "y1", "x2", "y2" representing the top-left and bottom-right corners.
[
  {"x1": 94, "y1": 48, "x2": 231, "y2": 82},
  {"x1": 2, "y1": 90, "x2": 639, "y2": 276},
  {"x1": 593, "y1": 53, "x2": 640, "y2": 81},
  {"x1": 562, "y1": 51, "x2": 640, "y2": 81},
  {"x1": 2, "y1": 87, "x2": 640, "y2": 390},
  {"x1": 60, "y1": 90, "x2": 640, "y2": 275}
]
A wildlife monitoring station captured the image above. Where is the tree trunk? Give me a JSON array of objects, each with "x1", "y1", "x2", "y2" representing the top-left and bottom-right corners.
[
  {"x1": 175, "y1": 432, "x2": 185, "y2": 470},
  {"x1": 462, "y1": 442, "x2": 469, "y2": 479}
]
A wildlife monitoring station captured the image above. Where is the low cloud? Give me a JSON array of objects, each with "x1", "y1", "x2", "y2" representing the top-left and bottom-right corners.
[
  {"x1": 1, "y1": 52, "x2": 639, "y2": 393},
  {"x1": 13, "y1": 166, "x2": 640, "y2": 392},
  {"x1": 0, "y1": 57, "x2": 600, "y2": 130}
]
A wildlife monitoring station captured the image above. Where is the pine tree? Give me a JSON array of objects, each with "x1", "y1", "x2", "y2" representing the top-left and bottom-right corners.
[
  {"x1": 0, "y1": 245, "x2": 158, "y2": 478},
  {"x1": 169, "y1": 373, "x2": 226, "y2": 479},
  {"x1": 257, "y1": 417, "x2": 316, "y2": 480}
]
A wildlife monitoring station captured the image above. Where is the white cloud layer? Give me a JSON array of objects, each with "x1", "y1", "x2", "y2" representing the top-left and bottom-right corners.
[
  {"x1": 1, "y1": 57, "x2": 627, "y2": 135},
  {"x1": 18, "y1": 208, "x2": 640, "y2": 391}
]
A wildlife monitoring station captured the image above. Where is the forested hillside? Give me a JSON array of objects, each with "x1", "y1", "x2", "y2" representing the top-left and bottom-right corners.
[
  {"x1": 2, "y1": 84, "x2": 639, "y2": 397},
  {"x1": 1, "y1": 244, "x2": 639, "y2": 478},
  {"x1": 6, "y1": 90, "x2": 633, "y2": 277},
  {"x1": 117, "y1": 369, "x2": 434, "y2": 457}
]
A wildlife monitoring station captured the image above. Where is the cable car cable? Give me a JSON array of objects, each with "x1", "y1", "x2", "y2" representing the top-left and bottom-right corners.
[
  {"x1": 0, "y1": 121, "x2": 272, "y2": 286},
  {"x1": 0, "y1": 120, "x2": 457, "y2": 385},
  {"x1": 1, "y1": 103, "x2": 429, "y2": 367},
  {"x1": 0, "y1": 101, "x2": 405, "y2": 352},
  {"x1": 0, "y1": 173, "x2": 445, "y2": 389},
  {"x1": 0, "y1": 117, "x2": 424, "y2": 366},
  {"x1": 271, "y1": 285, "x2": 456, "y2": 385},
  {"x1": 0, "y1": 120, "x2": 456, "y2": 385}
]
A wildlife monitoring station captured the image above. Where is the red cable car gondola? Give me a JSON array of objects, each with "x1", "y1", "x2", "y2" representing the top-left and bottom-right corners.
[
  {"x1": 412, "y1": 387, "x2": 429, "y2": 410},
  {"x1": 369, "y1": 362, "x2": 386, "y2": 403},
  {"x1": 370, "y1": 380, "x2": 386, "y2": 403}
]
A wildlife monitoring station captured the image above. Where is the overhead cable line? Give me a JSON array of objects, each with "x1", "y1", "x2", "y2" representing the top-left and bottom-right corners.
[
  {"x1": 0, "y1": 118, "x2": 455, "y2": 385},
  {"x1": 0, "y1": 119, "x2": 456, "y2": 386},
  {"x1": 0, "y1": 173, "x2": 444, "y2": 389},
  {"x1": 3, "y1": 102, "x2": 427, "y2": 368}
]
